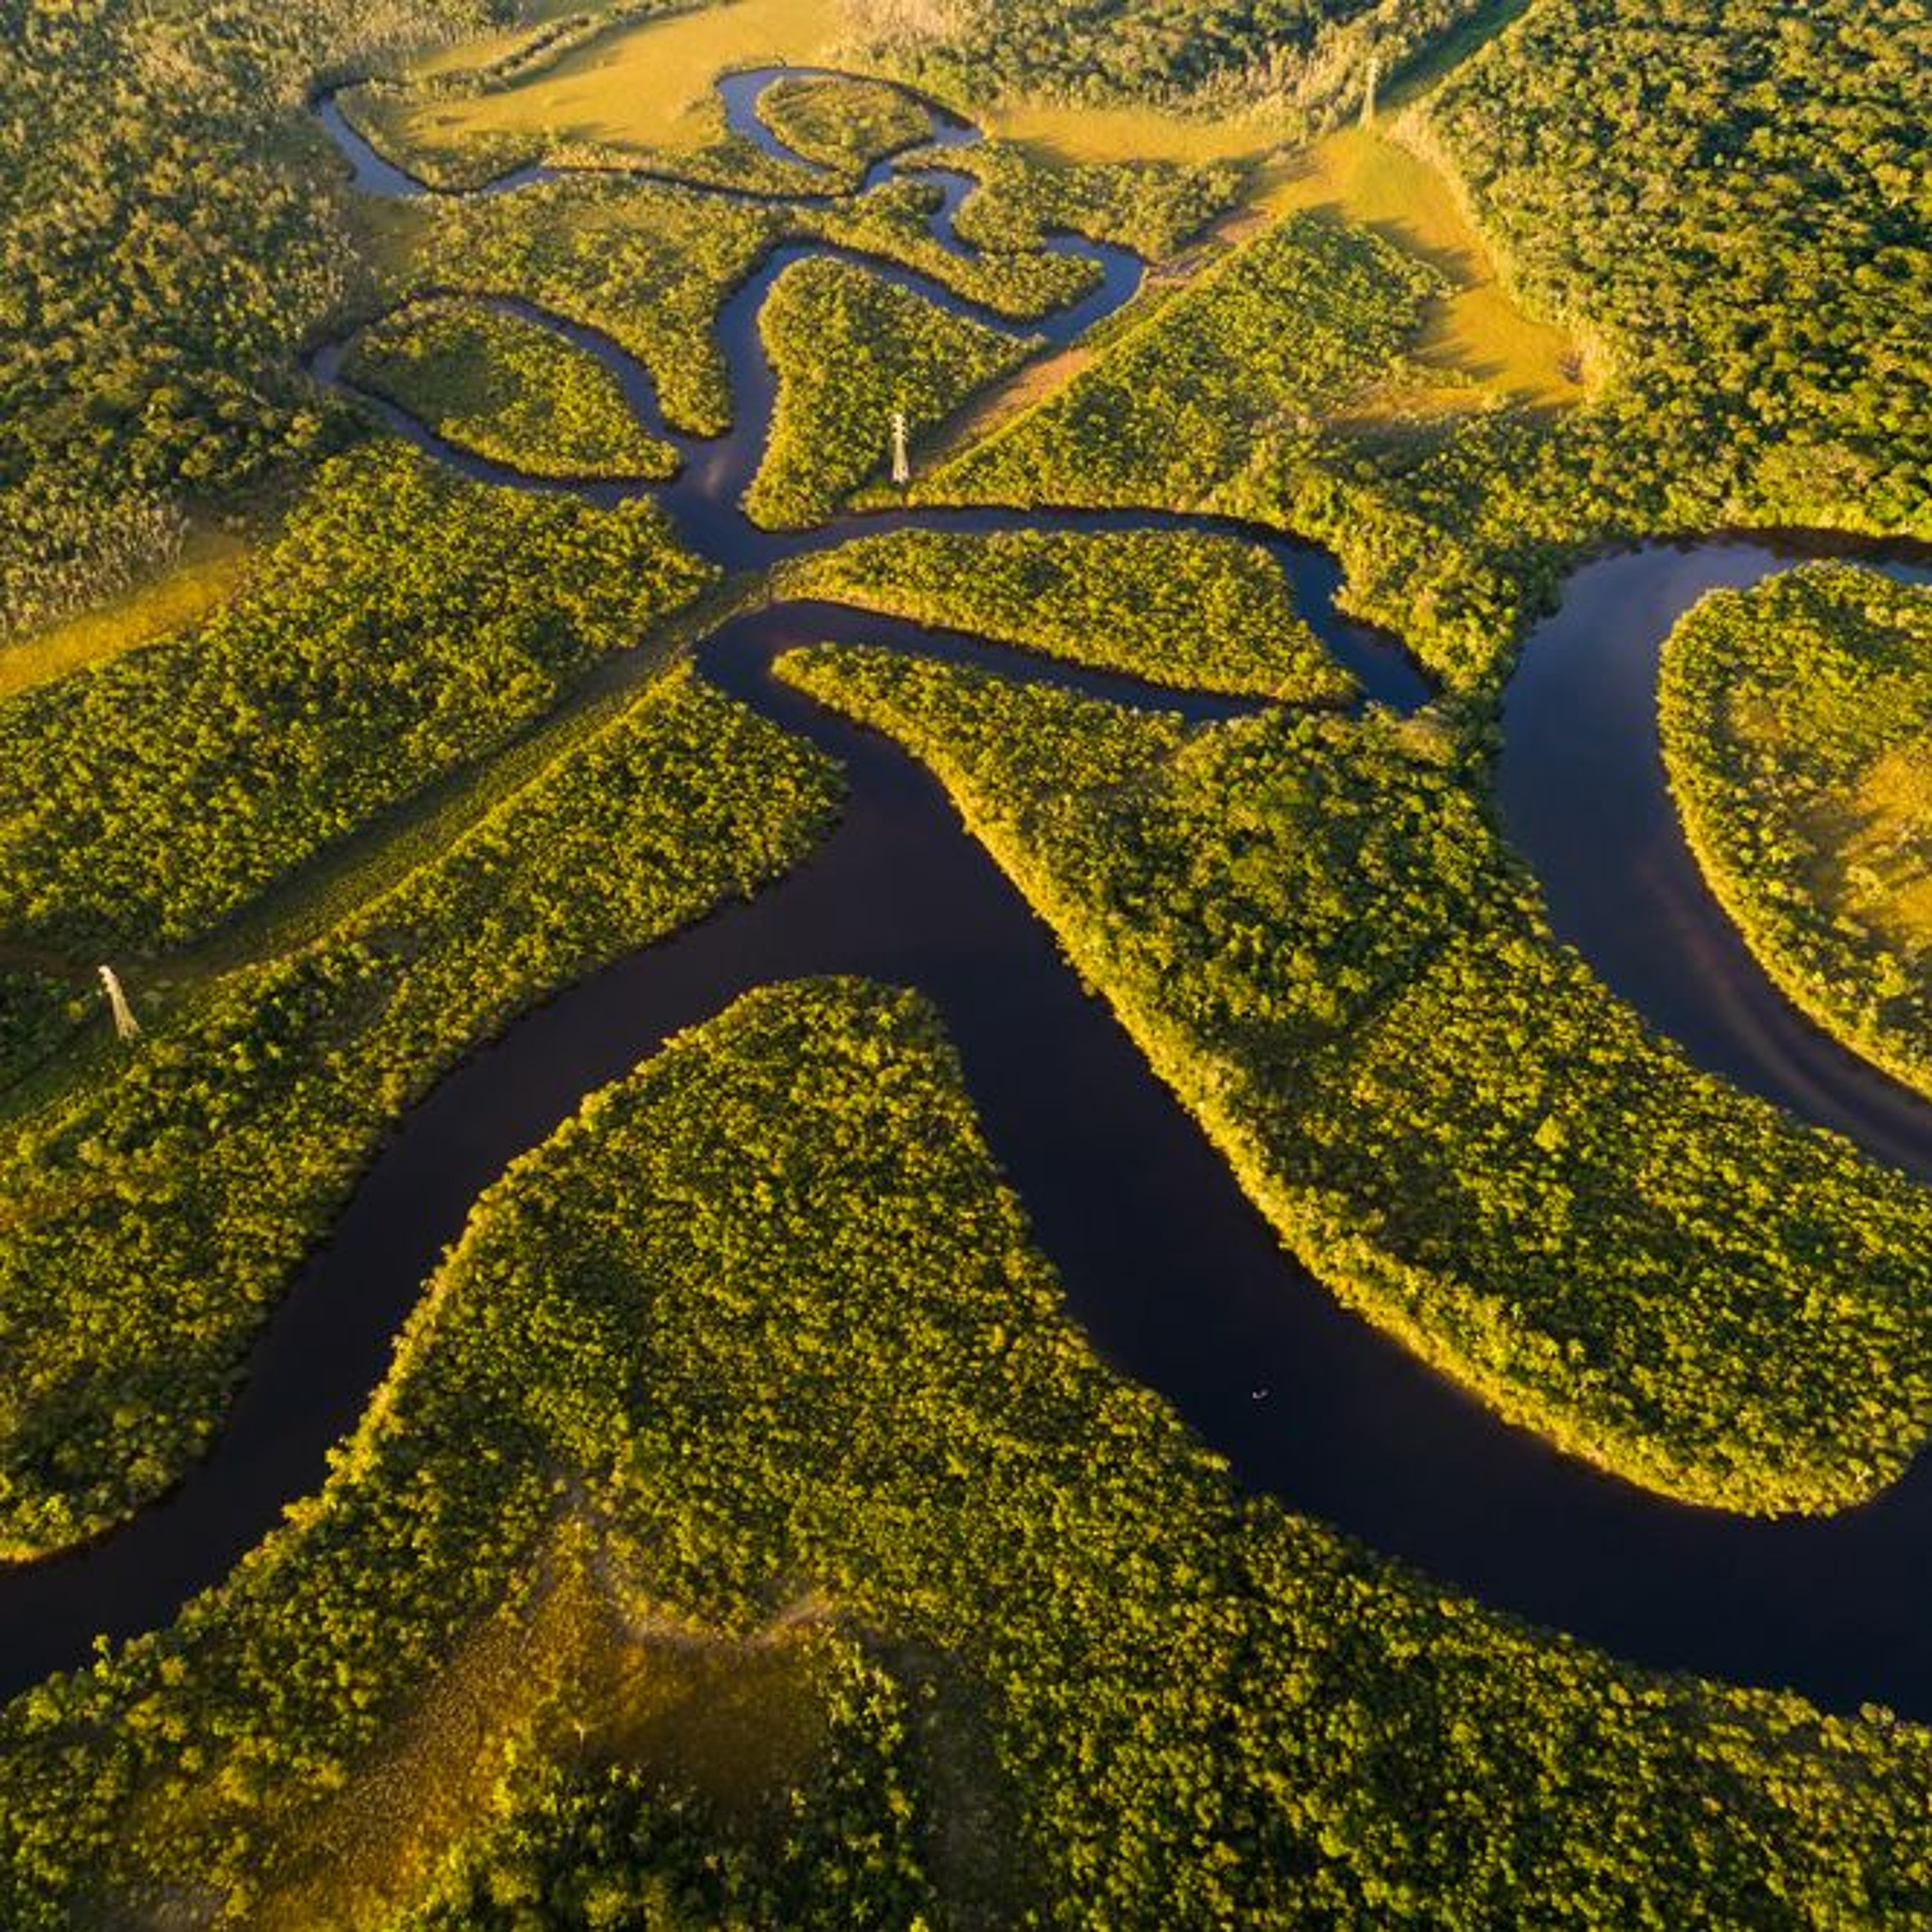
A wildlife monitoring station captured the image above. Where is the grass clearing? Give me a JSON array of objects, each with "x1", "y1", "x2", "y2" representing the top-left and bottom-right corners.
[
  {"x1": 981, "y1": 99, "x2": 1285, "y2": 166},
  {"x1": 370, "y1": 0, "x2": 855, "y2": 160},
  {"x1": 1853, "y1": 742, "x2": 1932, "y2": 959},
  {"x1": 252, "y1": 1533, "x2": 836, "y2": 1929},
  {"x1": 399, "y1": 0, "x2": 636, "y2": 83},
  {"x1": 1270, "y1": 126, "x2": 1583, "y2": 406},
  {"x1": 0, "y1": 521, "x2": 253, "y2": 704}
]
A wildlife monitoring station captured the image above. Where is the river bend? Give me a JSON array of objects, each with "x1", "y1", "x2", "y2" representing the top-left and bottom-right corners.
[{"x1": 2, "y1": 67, "x2": 1929, "y2": 1718}]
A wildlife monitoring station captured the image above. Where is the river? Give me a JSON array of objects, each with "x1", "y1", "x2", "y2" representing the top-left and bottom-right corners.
[{"x1": 2, "y1": 65, "x2": 1927, "y2": 1719}]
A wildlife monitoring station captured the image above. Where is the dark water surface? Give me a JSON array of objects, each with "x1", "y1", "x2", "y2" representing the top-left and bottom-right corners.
[
  {"x1": 5, "y1": 69, "x2": 1930, "y2": 1718},
  {"x1": 1501, "y1": 541, "x2": 1932, "y2": 1177}
]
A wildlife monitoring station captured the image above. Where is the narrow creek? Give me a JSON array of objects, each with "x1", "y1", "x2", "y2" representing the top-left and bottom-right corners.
[{"x1": 3, "y1": 66, "x2": 1929, "y2": 1719}]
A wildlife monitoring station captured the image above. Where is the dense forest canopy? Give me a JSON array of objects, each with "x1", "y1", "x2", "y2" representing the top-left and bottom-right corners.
[
  {"x1": 0, "y1": 0, "x2": 496, "y2": 636},
  {"x1": 0, "y1": 444, "x2": 712, "y2": 954},
  {"x1": 874, "y1": 0, "x2": 1347, "y2": 102},
  {"x1": 1426, "y1": 0, "x2": 1930, "y2": 530},
  {"x1": 6, "y1": 981, "x2": 1931, "y2": 1926},
  {"x1": 0, "y1": 661, "x2": 837, "y2": 1557},
  {"x1": 858, "y1": 0, "x2": 1508, "y2": 124},
  {"x1": 1, "y1": 0, "x2": 1929, "y2": 1918},
  {"x1": 1659, "y1": 565, "x2": 1932, "y2": 1103},
  {"x1": 782, "y1": 644, "x2": 1932, "y2": 1512}
]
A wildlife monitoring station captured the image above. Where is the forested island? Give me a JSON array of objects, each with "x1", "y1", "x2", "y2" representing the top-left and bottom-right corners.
[
  {"x1": 1, "y1": 0, "x2": 1927, "y2": 1922},
  {"x1": 1660, "y1": 567, "x2": 1932, "y2": 1104}
]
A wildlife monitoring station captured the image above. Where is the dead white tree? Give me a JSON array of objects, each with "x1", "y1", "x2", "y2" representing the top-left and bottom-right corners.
[
  {"x1": 98, "y1": 964, "x2": 139, "y2": 1043},
  {"x1": 1361, "y1": 53, "x2": 1380, "y2": 129},
  {"x1": 891, "y1": 410, "x2": 912, "y2": 486}
]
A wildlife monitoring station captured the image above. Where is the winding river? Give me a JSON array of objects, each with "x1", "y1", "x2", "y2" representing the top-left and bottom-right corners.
[{"x1": 4, "y1": 68, "x2": 1930, "y2": 1720}]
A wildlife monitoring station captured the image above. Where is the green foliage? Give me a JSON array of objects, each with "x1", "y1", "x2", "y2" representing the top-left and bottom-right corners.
[
  {"x1": 866, "y1": 0, "x2": 1339, "y2": 107},
  {"x1": 927, "y1": 212, "x2": 1442, "y2": 509},
  {"x1": 336, "y1": 8, "x2": 829, "y2": 198},
  {"x1": 913, "y1": 184, "x2": 1574, "y2": 685},
  {"x1": 781, "y1": 646, "x2": 1932, "y2": 1511},
  {"x1": 0, "y1": 444, "x2": 712, "y2": 957},
  {"x1": 0, "y1": 667, "x2": 838, "y2": 1557},
  {"x1": 1426, "y1": 0, "x2": 1929, "y2": 532},
  {"x1": 344, "y1": 296, "x2": 679, "y2": 478},
  {"x1": 858, "y1": 0, "x2": 1520, "y2": 137},
  {"x1": 948, "y1": 138, "x2": 1247, "y2": 260},
  {"x1": 0, "y1": 971, "x2": 79, "y2": 1092},
  {"x1": 406, "y1": 178, "x2": 787, "y2": 436},
  {"x1": 402, "y1": 1659, "x2": 937, "y2": 1932},
  {"x1": 810, "y1": 181, "x2": 1101, "y2": 318},
  {"x1": 403, "y1": 173, "x2": 1086, "y2": 442},
  {"x1": 916, "y1": 0, "x2": 1931, "y2": 689},
  {"x1": 1660, "y1": 564, "x2": 1932, "y2": 1100},
  {"x1": 1272, "y1": 0, "x2": 1932, "y2": 682},
  {"x1": 3, "y1": 981, "x2": 1928, "y2": 1928},
  {"x1": 5, "y1": 3, "x2": 1931, "y2": 1920},
  {"x1": 755, "y1": 73, "x2": 933, "y2": 179},
  {"x1": 748, "y1": 260, "x2": 1036, "y2": 529},
  {"x1": 0, "y1": 0, "x2": 497, "y2": 636},
  {"x1": 782, "y1": 526, "x2": 1353, "y2": 699}
]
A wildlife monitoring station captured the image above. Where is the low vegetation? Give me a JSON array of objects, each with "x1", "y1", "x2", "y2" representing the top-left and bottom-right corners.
[
  {"x1": 337, "y1": 0, "x2": 854, "y2": 190},
  {"x1": 0, "y1": 519, "x2": 256, "y2": 703},
  {"x1": 3, "y1": 980, "x2": 1929, "y2": 1927},
  {"x1": 781, "y1": 646, "x2": 1932, "y2": 1511},
  {"x1": 924, "y1": 211, "x2": 1443, "y2": 514},
  {"x1": 338, "y1": 73, "x2": 808, "y2": 198},
  {"x1": 1660, "y1": 564, "x2": 1932, "y2": 1101},
  {"x1": 1269, "y1": 125, "x2": 1584, "y2": 409},
  {"x1": 398, "y1": 171, "x2": 1088, "y2": 444},
  {"x1": 343, "y1": 297, "x2": 677, "y2": 478},
  {"x1": 0, "y1": 0, "x2": 495, "y2": 639},
  {"x1": 782, "y1": 526, "x2": 1352, "y2": 699},
  {"x1": 946, "y1": 139, "x2": 1247, "y2": 260},
  {"x1": 0, "y1": 444, "x2": 714, "y2": 957},
  {"x1": 0, "y1": 664, "x2": 837, "y2": 1557},
  {"x1": 755, "y1": 71, "x2": 932, "y2": 180},
  {"x1": 748, "y1": 260, "x2": 1036, "y2": 529},
  {"x1": 393, "y1": 0, "x2": 679, "y2": 91}
]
